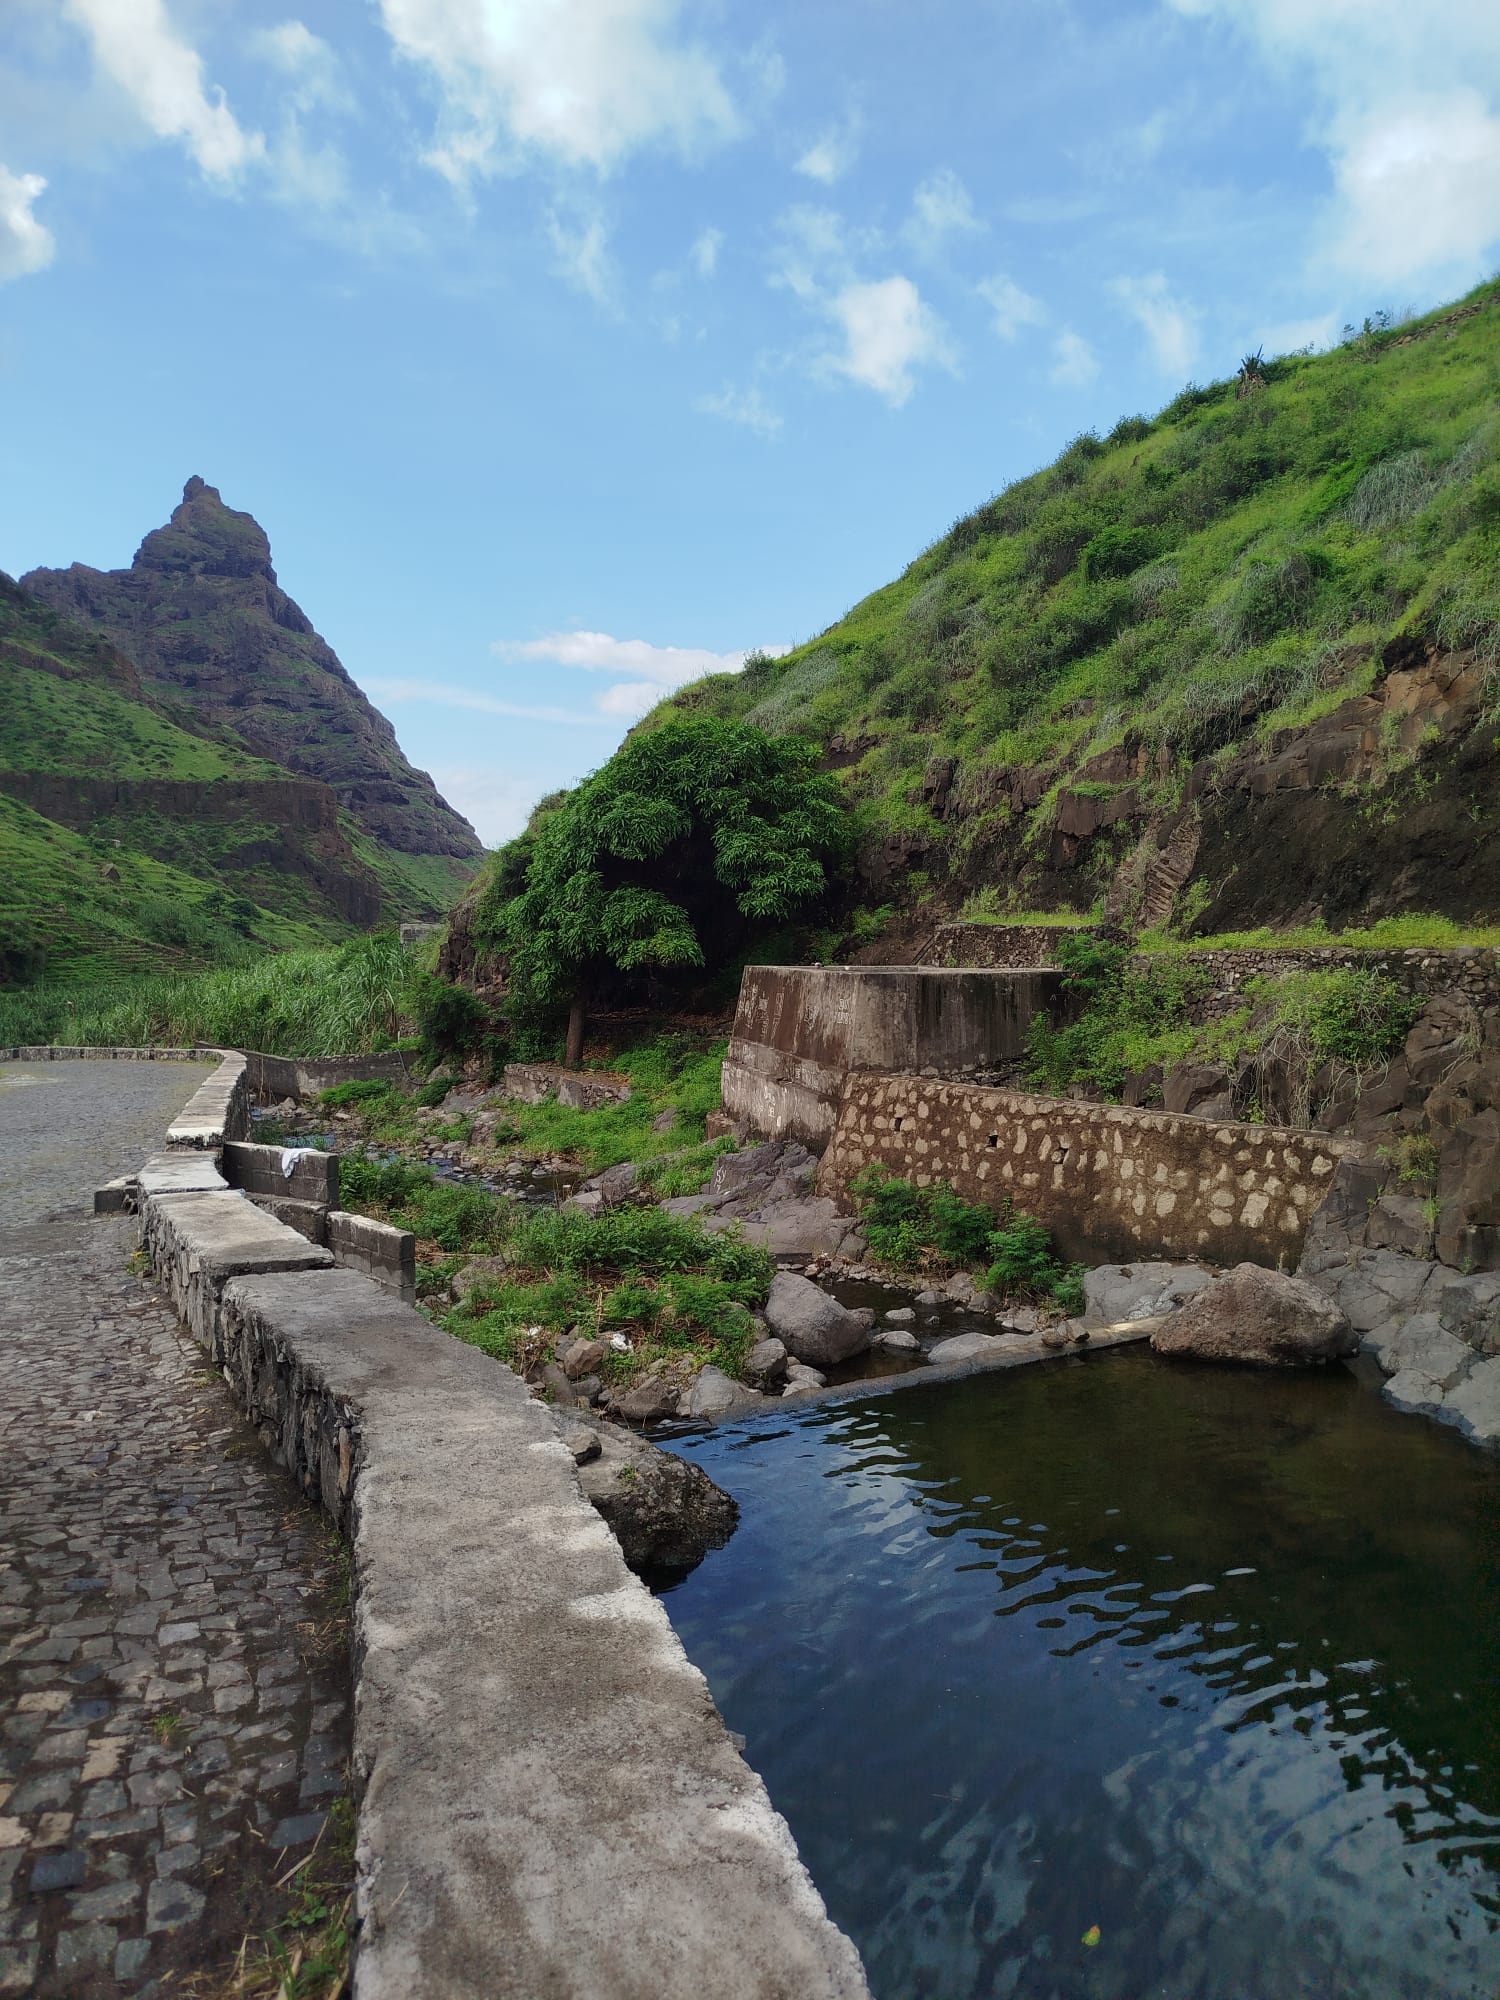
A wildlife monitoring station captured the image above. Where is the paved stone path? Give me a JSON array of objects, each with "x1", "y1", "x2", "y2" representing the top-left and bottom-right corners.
[{"x1": 1, "y1": 1062, "x2": 352, "y2": 1996}]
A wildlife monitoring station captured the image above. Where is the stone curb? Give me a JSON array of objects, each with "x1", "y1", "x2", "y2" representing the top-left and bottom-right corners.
[{"x1": 115, "y1": 1054, "x2": 870, "y2": 2000}]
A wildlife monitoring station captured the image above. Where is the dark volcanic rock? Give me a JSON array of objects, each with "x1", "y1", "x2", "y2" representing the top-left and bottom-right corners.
[
  {"x1": 568, "y1": 1419, "x2": 738, "y2": 1573},
  {"x1": 22, "y1": 478, "x2": 482, "y2": 879},
  {"x1": 1152, "y1": 1263, "x2": 1356, "y2": 1367}
]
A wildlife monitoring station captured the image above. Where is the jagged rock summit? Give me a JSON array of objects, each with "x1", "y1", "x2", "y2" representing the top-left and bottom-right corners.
[{"x1": 22, "y1": 478, "x2": 481, "y2": 871}]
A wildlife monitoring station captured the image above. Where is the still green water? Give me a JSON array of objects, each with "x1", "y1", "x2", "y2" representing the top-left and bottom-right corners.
[{"x1": 660, "y1": 1350, "x2": 1500, "y2": 2000}]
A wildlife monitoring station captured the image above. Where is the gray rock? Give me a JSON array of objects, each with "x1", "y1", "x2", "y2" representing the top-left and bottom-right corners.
[
  {"x1": 1152, "y1": 1263, "x2": 1357, "y2": 1367},
  {"x1": 1083, "y1": 1262, "x2": 1214, "y2": 1326},
  {"x1": 783, "y1": 1361, "x2": 827, "y2": 1393},
  {"x1": 554, "y1": 1420, "x2": 601, "y2": 1466},
  {"x1": 873, "y1": 1329, "x2": 920, "y2": 1354},
  {"x1": 565, "y1": 1189, "x2": 605, "y2": 1217},
  {"x1": 1436, "y1": 1272, "x2": 1500, "y2": 1355},
  {"x1": 1442, "y1": 1356, "x2": 1500, "y2": 1445},
  {"x1": 763, "y1": 1272, "x2": 871, "y2": 1367},
  {"x1": 563, "y1": 1338, "x2": 606, "y2": 1380},
  {"x1": 574, "y1": 1421, "x2": 738, "y2": 1571},
  {"x1": 929, "y1": 1332, "x2": 1002, "y2": 1365},
  {"x1": 593, "y1": 1160, "x2": 639, "y2": 1208},
  {"x1": 1384, "y1": 1315, "x2": 1473, "y2": 1389},
  {"x1": 538, "y1": 1362, "x2": 582, "y2": 1406},
  {"x1": 884, "y1": 1307, "x2": 916, "y2": 1325},
  {"x1": 614, "y1": 1375, "x2": 681, "y2": 1424},
  {"x1": 744, "y1": 1338, "x2": 788, "y2": 1387},
  {"x1": 1366, "y1": 1194, "x2": 1436, "y2": 1259},
  {"x1": 652, "y1": 1110, "x2": 678, "y2": 1135},
  {"x1": 684, "y1": 1366, "x2": 764, "y2": 1422},
  {"x1": 915, "y1": 1289, "x2": 942, "y2": 1308}
]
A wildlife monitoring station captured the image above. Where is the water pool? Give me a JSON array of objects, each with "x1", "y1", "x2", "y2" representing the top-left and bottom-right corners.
[{"x1": 660, "y1": 1349, "x2": 1500, "y2": 2000}]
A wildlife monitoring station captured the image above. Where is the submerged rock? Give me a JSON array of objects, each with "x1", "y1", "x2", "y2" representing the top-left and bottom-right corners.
[
  {"x1": 566, "y1": 1418, "x2": 738, "y2": 1574},
  {"x1": 1152, "y1": 1264, "x2": 1356, "y2": 1367},
  {"x1": 764, "y1": 1271, "x2": 872, "y2": 1367}
]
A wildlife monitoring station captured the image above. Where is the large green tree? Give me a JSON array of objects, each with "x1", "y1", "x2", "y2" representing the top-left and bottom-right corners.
[{"x1": 484, "y1": 716, "x2": 846, "y2": 1059}]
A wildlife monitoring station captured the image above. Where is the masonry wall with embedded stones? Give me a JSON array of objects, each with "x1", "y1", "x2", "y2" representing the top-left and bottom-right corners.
[{"x1": 816, "y1": 1074, "x2": 1355, "y2": 1267}]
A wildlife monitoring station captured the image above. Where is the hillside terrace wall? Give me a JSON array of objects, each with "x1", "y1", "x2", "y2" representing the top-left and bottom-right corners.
[
  {"x1": 817, "y1": 1074, "x2": 1354, "y2": 1268},
  {"x1": 94, "y1": 1046, "x2": 869, "y2": 2000},
  {"x1": 723, "y1": 965, "x2": 1062, "y2": 1147}
]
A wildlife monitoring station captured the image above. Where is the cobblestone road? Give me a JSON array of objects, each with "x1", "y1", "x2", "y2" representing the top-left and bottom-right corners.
[{"x1": 1, "y1": 1063, "x2": 352, "y2": 1996}]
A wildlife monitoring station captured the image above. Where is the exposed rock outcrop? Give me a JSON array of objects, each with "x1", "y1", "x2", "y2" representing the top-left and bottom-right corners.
[
  {"x1": 1152, "y1": 1263, "x2": 1356, "y2": 1366},
  {"x1": 22, "y1": 478, "x2": 481, "y2": 883},
  {"x1": 562, "y1": 1416, "x2": 738, "y2": 1574},
  {"x1": 763, "y1": 1271, "x2": 872, "y2": 1367}
]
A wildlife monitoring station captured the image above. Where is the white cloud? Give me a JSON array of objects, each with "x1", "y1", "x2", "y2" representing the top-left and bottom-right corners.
[
  {"x1": 491, "y1": 630, "x2": 789, "y2": 718},
  {"x1": 377, "y1": 0, "x2": 740, "y2": 184},
  {"x1": 63, "y1": 0, "x2": 262, "y2": 180},
  {"x1": 795, "y1": 114, "x2": 861, "y2": 184},
  {"x1": 546, "y1": 199, "x2": 616, "y2": 306},
  {"x1": 0, "y1": 166, "x2": 55, "y2": 282},
  {"x1": 1110, "y1": 272, "x2": 1199, "y2": 375},
  {"x1": 363, "y1": 677, "x2": 605, "y2": 725},
  {"x1": 691, "y1": 225, "x2": 722, "y2": 277},
  {"x1": 697, "y1": 383, "x2": 783, "y2": 438},
  {"x1": 1049, "y1": 328, "x2": 1099, "y2": 387},
  {"x1": 826, "y1": 276, "x2": 955, "y2": 406},
  {"x1": 905, "y1": 168, "x2": 983, "y2": 252},
  {"x1": 426, "y1": 767, "x2": 554, "y2": 845},
  {"x1": 1329, "y1": 92, "x2": 1500, "y2": 284},
  {"x1": 252, "y1": 21, "x2": 351, "y2": 115},
  {"x1": 1167, "y1": 0, "x2": 1500, "y2": 286},
  {"x1": 977, "y1": 272, "x2": 1046, "y2": 340},
  {"x1": 768, "y1": 207, "x2": 953, "y2": 407}
]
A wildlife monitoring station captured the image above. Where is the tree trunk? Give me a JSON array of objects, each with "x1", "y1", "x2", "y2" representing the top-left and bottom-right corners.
[{"x1": 565, "y1": 991, "x2": 586, "y2": 1069}]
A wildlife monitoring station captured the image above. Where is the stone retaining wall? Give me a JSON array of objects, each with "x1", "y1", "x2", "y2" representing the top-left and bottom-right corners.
[
  {"x1": 919, "y1": 923, "x2": 1082, "y2": 968},
  {"x1": 124, "y1": 1049, "x2": 868, "y2": 2000},
  {"x1": 723, "y1": 965, "x2": 1061, "y2": 1147},
  {"x1": 818, "y1": 1074, "x2": 1354, "y2": 1267}
]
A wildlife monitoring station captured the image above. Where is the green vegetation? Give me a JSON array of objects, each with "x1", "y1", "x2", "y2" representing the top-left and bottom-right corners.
[
  {"x1": 651, "y1": 285, "x2": 1500, "y2": 894},
  {"x1": 470, "y1": 716, "x2": 846, "y2": 1048},
  {"x1": 0, "y1": 930, "x2": 416, "y2": 1054},
  {"x1": 849, "y1": 1166, "x2": 1084, "y2": 1312},
  {"x1": 1023, "y1": 930, "x2": 1421, "y2": 1107},
  {"x1": 318, "y1": 1036, "x2": 732, "y2": 1184},
  {"x1": 1137, "y1": 913, "x2": 1500, "y2": 953},
  {"x1": 0, "y1": 792, "x2": 328, "y2": 984},
  {"x1": 337, "y1": 1152, "x2": 774, "y2": 1385}
]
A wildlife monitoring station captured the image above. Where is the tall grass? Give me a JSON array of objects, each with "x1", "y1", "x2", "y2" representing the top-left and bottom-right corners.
[{"x1": 0, "y1": 931, "x2": 416, "y2": 1056}]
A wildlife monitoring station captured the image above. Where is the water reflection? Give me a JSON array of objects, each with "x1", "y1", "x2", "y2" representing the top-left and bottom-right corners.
[{"x1": 663, "y1": 1350, "x2": 1500, "y2": 2000}]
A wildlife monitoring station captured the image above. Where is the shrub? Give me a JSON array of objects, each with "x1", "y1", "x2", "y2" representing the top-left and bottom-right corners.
[
  {"x1": 320, "y1": 1078, "x2": 400, "y2": 1108},
  {"x1": 415, "y1": 977, "x2": 494, "y2": 1068},
  {"x1": 847, "y1": 1166, "x2": 1078, "y2": 1308}
]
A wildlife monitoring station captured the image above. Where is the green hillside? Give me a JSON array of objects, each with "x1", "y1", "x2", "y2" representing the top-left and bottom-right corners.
[
  {"x1": 0, "y1": 576, "x2": 388, "y2": 982},
  {"x1": 0, "y1": 792, "x2": 326, "y2": 985},
  {"x1": 658, "y1": 283, "x2": 1500, "y2": 935}
]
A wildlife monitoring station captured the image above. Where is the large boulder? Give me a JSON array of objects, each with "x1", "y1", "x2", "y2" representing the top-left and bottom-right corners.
[
  {"x1": 1082, "y1": 1262, "x2": 1214, "y2": 1326},
  {"x1": 680, "y1": 1365, "x2": 767, "y2": 1423},
  {"x1": 763, "y1": 1272, "x2": 872, "y2": 1367},
  {"x1": 568, "y1": 1419, "x2": 738, "y2": 1574},
  {"x1": 1152, "y1": 1262, "x2": 1357, "y2": 1367}
]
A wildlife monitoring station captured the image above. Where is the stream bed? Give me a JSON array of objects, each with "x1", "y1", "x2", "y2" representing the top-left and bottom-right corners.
[{"x1": 658, "y1": 1348, "x2": 1500, "y2": 2000}]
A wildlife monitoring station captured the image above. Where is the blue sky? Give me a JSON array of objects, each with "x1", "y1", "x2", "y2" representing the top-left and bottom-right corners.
[{"x1": 3, "y1": 0, "x2": 1499, "y2": 844}]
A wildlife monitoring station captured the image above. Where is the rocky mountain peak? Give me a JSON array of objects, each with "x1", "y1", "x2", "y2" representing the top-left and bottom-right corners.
[{"x1": 133, "y1": 476, "x2": 276, "y2": 585}]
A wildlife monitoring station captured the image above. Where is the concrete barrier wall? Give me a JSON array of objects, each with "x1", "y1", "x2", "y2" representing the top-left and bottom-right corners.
[
  {"x1": 245, "y1": 1049, "x2": 417, "y2": 1102},
  {"x1": 123, "y1": 1060, "x2": 868, "y2": 2000},
  {"x1": 723, "y1": 965, "x2": 1061, "y2": 1147},
  {"x1": 818, "y1": 1074, "x2": 1355, "y2": 1267},
  {"x1": 326, "y1": 1210, "x2": 416, "y2": 1304}
]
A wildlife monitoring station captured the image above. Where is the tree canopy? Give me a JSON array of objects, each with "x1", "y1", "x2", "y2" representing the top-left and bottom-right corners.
[{"x1": 480, "y1": 716, "x2": 846, "y2": 1026}]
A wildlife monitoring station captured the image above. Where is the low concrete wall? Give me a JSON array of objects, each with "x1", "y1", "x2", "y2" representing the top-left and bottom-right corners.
[
  {"x1": 125, "y1": 1062, "x2": 869, "y2": 2000},
  {"x1": 165, "y1": 1051, "x2": 251, "y2": 1149},
  {"x1": 223, "y1": 1138, "x2": 340, "y2": 1206},
  {"x1": 502, "y1": 1060, "x2": 632, "y2": 1109},
  {"x1": 817, "y1": 1074, "x2": 1355, "y2": 1267},
  {"x1": 246, "y1": 1049, "x2": 417, "y2": 1103},
  {"x1": 723, "y1": 965, "x2": 1061, "y2": 1147},
  {"x1": 326, "y1": 1210, "x2": 416, "y2": 1304}
]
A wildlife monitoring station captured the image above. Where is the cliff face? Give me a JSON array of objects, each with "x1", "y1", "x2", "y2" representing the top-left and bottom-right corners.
[{"x1": 22, "y1": 478, "x2": 482, "y2": 868}]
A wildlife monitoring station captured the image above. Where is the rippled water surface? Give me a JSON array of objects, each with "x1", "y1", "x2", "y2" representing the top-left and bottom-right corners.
[{"x1": 660, "y1": 1352, "x2": 1500, "y2": 2000}]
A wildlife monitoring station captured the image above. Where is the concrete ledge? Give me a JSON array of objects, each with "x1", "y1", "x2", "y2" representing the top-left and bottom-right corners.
[
  {"x1": 140, "y1": 1189, "x2": 333, "y2": 1353},
  {"x1": 166, "y1": 1050, "x2": 251, "y2": 1150},
  {"x1": 247, "y1": 1194, "x2": 330, "y2": 1245},
  {"x1": 224, "y1": 1138, "x2": 340, "y2": 1206},
  {"x1": 326, "y1": 1211, "x2": 416, "y2": 1304},
  {"x1": 137, "y1": 1153, "x2": 231, "y2": 1200}
]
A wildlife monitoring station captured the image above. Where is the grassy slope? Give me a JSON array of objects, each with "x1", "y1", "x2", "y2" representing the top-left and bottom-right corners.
[
  {"x1": 0, "y1": 793, "x2": 325, "y2": 984},
  {"x1": 658, "y1": 284, "x2": 1500, "y2": 894}
]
